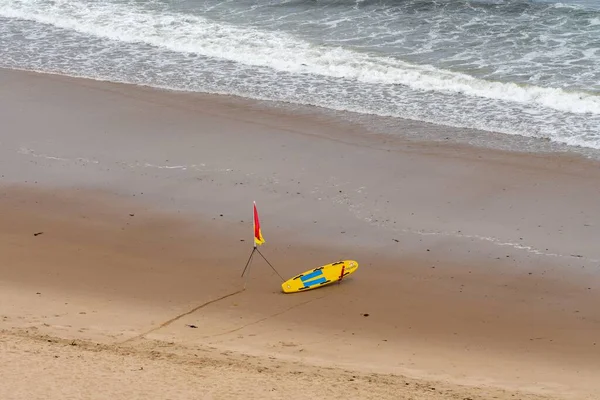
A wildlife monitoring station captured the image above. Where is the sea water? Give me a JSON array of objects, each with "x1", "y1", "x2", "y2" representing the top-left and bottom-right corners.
[{"x1": 1, "y1": 0, "x2": 598, "y2": 151}]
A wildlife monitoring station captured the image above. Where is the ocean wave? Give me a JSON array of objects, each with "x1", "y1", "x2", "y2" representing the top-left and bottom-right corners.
[
  {"x1": 276, "y1": 0, "x2": 598, "y2": 13},
  {"x1": 1, "y1": 0, "x2": 599, "y2": 116}
]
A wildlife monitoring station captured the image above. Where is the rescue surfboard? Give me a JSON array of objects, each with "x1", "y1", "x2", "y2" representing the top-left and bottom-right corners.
[{"x1": 281, "y1": 260, "x2": 358, "y2": 293}]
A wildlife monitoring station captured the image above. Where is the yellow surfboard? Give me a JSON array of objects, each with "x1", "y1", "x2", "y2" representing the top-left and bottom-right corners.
[{"x1": 281, "y1": 260, "x2": 359, "y2": 293}]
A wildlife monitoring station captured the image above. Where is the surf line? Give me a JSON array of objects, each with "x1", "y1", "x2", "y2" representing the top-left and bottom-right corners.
[{"x1": 120, "y1": 287, "x2": 245, "y2": 345}]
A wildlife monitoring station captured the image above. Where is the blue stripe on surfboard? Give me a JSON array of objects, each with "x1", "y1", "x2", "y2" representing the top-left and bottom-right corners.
[
  {"x1": 301, "y1": 270, "x2": 323, "y2": 282},
  {"x1": 303, "y1": 276, "x2": 327, "y2": 287}
]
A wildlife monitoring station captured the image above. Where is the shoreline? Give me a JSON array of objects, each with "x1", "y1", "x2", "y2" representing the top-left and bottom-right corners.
[
  {"x1": 1, "y1": 67, "x2": 600, "y2": 399},
  {"x1": 3, "y1": 66, "x2": 599, "y2": 161}
]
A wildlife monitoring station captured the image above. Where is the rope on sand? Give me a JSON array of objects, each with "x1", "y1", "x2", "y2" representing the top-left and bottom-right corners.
[{"x1": 120, "y1": 287, "x2": 246, "y2": 344}]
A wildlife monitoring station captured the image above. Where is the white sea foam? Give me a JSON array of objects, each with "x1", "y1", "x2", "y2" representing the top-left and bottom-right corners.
[
  {"x1": 17, "y1": 147, "x2": 233, "y2": 173},
  {"x1": 551, "y1": 2, "x2": 586, "y2": 11},
  {"x1": 1, "y1": 0, "x2": 599, "y2": 116}
]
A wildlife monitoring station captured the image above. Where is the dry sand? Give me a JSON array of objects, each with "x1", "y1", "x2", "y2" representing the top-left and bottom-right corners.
[{"x1": 1, "y1": 68, "x2": 600, "y2": 399}]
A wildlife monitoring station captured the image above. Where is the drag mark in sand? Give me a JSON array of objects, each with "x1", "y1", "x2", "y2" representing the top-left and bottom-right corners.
[
  {"x1": 204, "y1": 291, "x2": 333, "y2": 339},
  {"x1": 120, "y1": 288, "x2": 246, "y2": 345}
]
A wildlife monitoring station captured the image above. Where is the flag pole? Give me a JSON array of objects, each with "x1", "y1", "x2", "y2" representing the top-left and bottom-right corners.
[
  {"x1": 240, "y1": 201, "x2": 259, "y2": 278},
  {"x1": 240, "y1": 246, "x2": 256, "y2": 278}
]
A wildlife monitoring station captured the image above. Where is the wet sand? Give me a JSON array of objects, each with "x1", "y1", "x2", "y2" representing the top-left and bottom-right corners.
[{"x1": 1, "y1": 68, "x2": 600, "y2": 399}]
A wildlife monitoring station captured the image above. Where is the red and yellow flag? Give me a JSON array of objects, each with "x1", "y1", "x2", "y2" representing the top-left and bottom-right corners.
[{"x1": 253, "y1": 202, "x2": 265, "y2": 246}]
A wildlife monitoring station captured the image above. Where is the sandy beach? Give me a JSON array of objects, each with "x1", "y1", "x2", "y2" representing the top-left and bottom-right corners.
[{"x1": 1, "y1": 68, "x2": 600, "y2": 399}]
